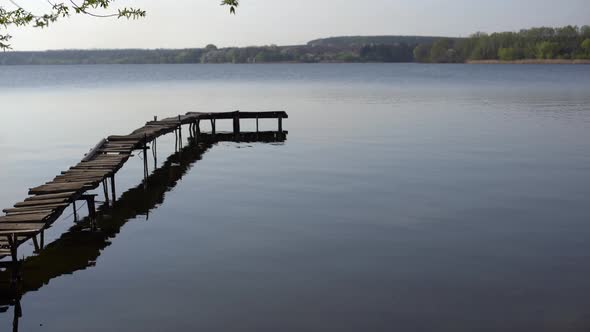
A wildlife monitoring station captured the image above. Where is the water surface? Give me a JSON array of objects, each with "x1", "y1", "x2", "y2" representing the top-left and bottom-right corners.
[{"x1": 1, "y1": 64, "x2": 590, "y2": 331}]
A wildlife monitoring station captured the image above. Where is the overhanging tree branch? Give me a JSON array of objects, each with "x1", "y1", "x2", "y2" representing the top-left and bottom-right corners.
[{"x1": 0, "y1": 0, "x2": 238, "y2": 50}]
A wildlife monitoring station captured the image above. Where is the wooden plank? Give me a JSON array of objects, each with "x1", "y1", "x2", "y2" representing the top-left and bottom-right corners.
[
  {"x1": 93, "y1": 154, "x2": 128, "y2": 159},
  {"x1": 6, "y1": 209, "x2": 55, "y2": 216},
  {"x1": 15, "y1": 198, "x2": 69, "y2": 207},
  {"x1": 186, "y1": 111, "x2": 288, "y2": 120},
  {"x1": 0, "y1": 211, "x2": 53, "y2": 223},
  {"x1": 0, "y1": 223, "x2": 45, "y2": 234},
  {"x1": 107, "y1": 135, "x2": 144, "y2": 142},
  {"x1": 4, "y1": 203, "x2": 69, "y2": 213},
  {"x1": 94, "y1": 153, "x2": 133, "y2": 158},
  {"x1": 69, "y1": 166, "x2": 118, "y2": 171},
  {"x1": 77, "y1": 161, "x2": 124, "y2": 166},
  {"x1": 54, "y1": 173, "x2": 105, "y2": 179},
  {"x1": 81, "y1": 138, "x2": 107, "y2": 162},
  {"x1": 98, "y1": 148, "x2": 133, "y2": 153},
  {"x1": 61, "y1": 170, "x2": 112, "y2": 175},
  {"x1": 105, "y1": 139, "x2": 142, "y2": 144},
  {"x1": 53, "y1": 176, "x2": 104, "y2": 183},
  {"x1": 54, "y1": 174, "x2": 105, "y2": 179},
  {"x1": 88, "y1": 158, "x2": 128, "y2": 163},
  {"x1": 29, "y1": 182, "x2": 93, "y2": 195},
  {"x1": 25, "y1": 192, "x2": 77, "y2": 201}
]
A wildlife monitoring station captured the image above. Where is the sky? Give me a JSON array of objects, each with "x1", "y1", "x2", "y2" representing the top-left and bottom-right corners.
[{"x1": 4, "y1": 0, "x2": 590, "y2": 50}]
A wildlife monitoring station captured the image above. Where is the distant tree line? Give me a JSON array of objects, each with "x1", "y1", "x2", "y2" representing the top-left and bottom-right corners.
[
  {"x1": 1, "y1": 26, "x2": 589, "y2": 65},
  {"x1": 414, "y1": 25, "x2": 590, "y2": 63}
]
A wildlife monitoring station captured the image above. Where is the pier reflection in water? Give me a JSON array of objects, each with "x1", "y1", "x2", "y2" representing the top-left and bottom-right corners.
[{"x1": 0, "y1": 131, "x2": 287, "y2": 331}]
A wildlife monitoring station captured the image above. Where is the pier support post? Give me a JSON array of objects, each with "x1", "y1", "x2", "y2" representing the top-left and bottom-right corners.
[
  {"x1": 152, "y1": 138, "x2": 158, "y2": 169},
  {"x1": 178, "y1": 115, "x2": 183, "y2": 147},
  {"x1": 211, "y1": 119, "x2": 216, "y2": 135},
  {"x1": 111, "y1": 175, "x2": 116, "y2": 203},
  {"x1": 7, "y1": 235, "x2": 17, "y2": 264},
  {"x1": 278, "y1": 115, "x2": 283, "y2": 134},
  {"x1": 174, "y1": 128, "x2": 178, "y2": 152},
  {"x1": 72, "y1": 201, "x2": 78, "y2": 222},
  {"x1": 143, "y1": 146, "x2": 149, "y2": 185},
  {"x1": 84, "y1": 195, "x2": 96, "y2": 220},
  {"x1": 103, "y1": 179, "x2": 110, "y2": 206},
  {"x1": 13, "y1": 296, "x2": 22, "y2": 331},
  {"x1": 32, "y1": 235, "x2": 40, "y2": 253},
  {"x1": 256, "y1": 116, "x2": 259, "y2": 133},
  {"x1": 233, "y1": 111, "x2": 241, "y2": 136}
]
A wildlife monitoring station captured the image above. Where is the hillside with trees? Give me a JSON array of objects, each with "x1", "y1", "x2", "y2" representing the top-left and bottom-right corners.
[
  {"x1": 414, "y1": 26, "x2": 590, "y2": 63},
  {"x1": 1, "y1": 26, "x2": 589, "y2": 65}
]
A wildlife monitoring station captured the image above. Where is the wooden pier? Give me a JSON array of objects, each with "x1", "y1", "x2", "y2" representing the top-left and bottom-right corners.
[{"x1": 0, "y1": 111, "x2": 288, "y2": 263}]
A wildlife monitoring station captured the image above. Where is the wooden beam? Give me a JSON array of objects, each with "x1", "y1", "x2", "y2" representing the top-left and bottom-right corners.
[{"x1": 82, "y1": 138, "x2": 107, "y2": 162}]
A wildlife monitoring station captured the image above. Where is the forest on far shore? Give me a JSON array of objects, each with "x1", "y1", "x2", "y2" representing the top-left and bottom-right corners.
[{"x1": 1, "y1": 25, "x2": 589, "y2": 65}]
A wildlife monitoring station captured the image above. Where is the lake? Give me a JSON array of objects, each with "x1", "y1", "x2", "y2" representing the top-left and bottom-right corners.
[{"x1": 1, "y1": 64, "x2": 590, "y2": 331}]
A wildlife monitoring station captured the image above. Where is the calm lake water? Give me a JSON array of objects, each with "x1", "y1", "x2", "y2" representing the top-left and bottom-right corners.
[{"x1": 0, "y1": 64, "x2": 589, "y2": 331}]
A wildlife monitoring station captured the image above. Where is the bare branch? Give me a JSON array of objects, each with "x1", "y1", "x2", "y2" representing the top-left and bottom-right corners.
[{"x1": 0, "y1": 0, "x2": 236, "y2": 50}]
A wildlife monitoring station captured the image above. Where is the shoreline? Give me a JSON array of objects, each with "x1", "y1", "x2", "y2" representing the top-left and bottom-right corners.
[{"x1": 466, "y1": 59, "x2": 590, "y2": 65}]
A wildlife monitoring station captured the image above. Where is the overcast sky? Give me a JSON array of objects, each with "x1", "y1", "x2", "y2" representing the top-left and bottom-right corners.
[{"x1": 5, "y1": 0, "x2": 590, "y2": 50}]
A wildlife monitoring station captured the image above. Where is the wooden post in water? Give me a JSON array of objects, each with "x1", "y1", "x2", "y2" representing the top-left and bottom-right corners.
[
  {"x1": 32, "y1": 235, "x2": 40, "y2": 253},
  {"x1": 196, "y1": 119, "x2": 201, "y2": 137},
  {"x1": 72, "y1": 201, "x2": 78, "y2": 222},
  {"x1": 174, "y1": 128, "x2": 178, "y2": 152},
  {"x1": 111, "y1": 175, "x2": 116, "y2": 202},
  {"x1": 103, "y1": 179, "x2": 110, "y2": 206},
  {"x1": 13, "y1": 296, "x2": 22, "y2": 332},
  {"x1": 233, "y1": 111, "x2": 241, "y2": 136},
  {"x1": 7, "y1": 235, "x2": 17, "y2": 264},
  {"x1": 153, "y1": 116, "x2": 158, "y2": 167},
  {"x1": 256, "y1": 116, "x2": 259, "y2": 133},
  {"x1": 278, "y1": 115, "x2": 283, "y2": 134},
  {"x1": 178, "y1": 116, "x2": 182, "y2": 148},
  {"x1": 152, "y1": 139, "x2": 158, "y2": 169},
  {"x1": 211, "y1": 119, "x2": 216, "y2": 135},
  {"x1": 143, "y1": 134, "x2": 149, "y2": 184},
  {"x1": 85, "y1": 195, "x2": 96, "y2": 220}
]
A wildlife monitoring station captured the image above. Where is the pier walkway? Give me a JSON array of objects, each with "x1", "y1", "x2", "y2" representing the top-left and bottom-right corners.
[{"x1": 0, "y1": 111, "x2": 288, "y2": 262}]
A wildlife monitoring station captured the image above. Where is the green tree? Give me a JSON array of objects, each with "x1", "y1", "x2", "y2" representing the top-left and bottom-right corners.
[
  {"x1": 498, "y1": 48, "x2": 523, "y2": 61},
  {"x1": 205, "y1": 44, "x2": 218, "y2": 51},
  {"x1": 535, "y1": 41, "x2": 560, "y2": 59},
  {"x1": 413, "y1": 44, "x2": 431, "y2": 62},
  {"x1": 430, "y1": 38, "x2": 460, "y2": 63},
  {"x1": 0, "y1": 0, "x2": 239, "y2": 50},
  {"x1": 582, "y1": 39, "x2": 590, "y2": 54}
]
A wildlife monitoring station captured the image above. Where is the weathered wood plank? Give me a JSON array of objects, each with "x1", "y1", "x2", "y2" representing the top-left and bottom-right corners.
[
  {"x1": 4, "y1": 203, "x2": 68, "y2": 213},
  {"x1": 53, "y1": 176, "x2": 105, "y2": 183},
  {"x1": 24, "y1": 192, "x2": 77, "y2": 201},
  {"x1": 29, "y1": 182, "x2": 93, "y2": 195},
  {"x1": 61, "y1": 170, "x2": 112, "y2": 175},
  {"x1": 69, "y1": 166, "x2": 119, "y2": 171},
  {"x1": 0, "y1": 211, "x2": 53, "y2": 223},
  {"x1": 98, "y1": 148, "x2": 133, "y2": 153},
  {"x1": 5, "y1": 209, "x2": 56, "y2": 216},
  {"x1": 82, "y1": 138, "x2": 107, "y2": 162},
  {"x1": 0, "y1": 223, "x2": 45, "y2": 234},
  {"x1": 15, "y1": 198, "x2": 69, "y2": 207},
  {"x1": 77, "y1": 161, "x2": 124, "y2": 166}
]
